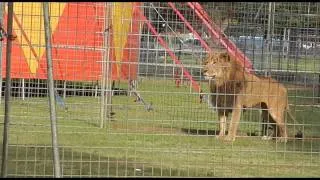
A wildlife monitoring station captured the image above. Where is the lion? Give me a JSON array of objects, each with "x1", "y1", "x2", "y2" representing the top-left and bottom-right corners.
[{"x1": 202, "y1": 52, "x2": 293, "y2": 143}]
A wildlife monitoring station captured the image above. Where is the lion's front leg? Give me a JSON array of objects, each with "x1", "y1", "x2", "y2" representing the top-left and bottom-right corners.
[
  {"x1": 225, "y1": 103, "x2": 242, "y2": 142},
  {"x1": 217, "y1": 115, "x2": 227, "y2": 139}
]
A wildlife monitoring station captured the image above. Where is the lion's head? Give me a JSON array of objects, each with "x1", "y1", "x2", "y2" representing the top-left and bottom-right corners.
[{"x1": 203, "y1": 52, "x2": 239, "y2": 86}]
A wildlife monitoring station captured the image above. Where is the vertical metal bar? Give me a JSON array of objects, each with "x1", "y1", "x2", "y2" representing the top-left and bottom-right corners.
[
  {"x1": 265, "y1": 2, "x2": 272, "y2": 76},
  {"x1": 21, "y1": 78, "x2": 25, "y2": 100},
  {"x1": 0, "y1": 2, "x2": 5, "y2": 104},
  {"x1": 1, "y1": 2, "x2": 13, "y2": 177},
  {"x1": 282, "y1": 27, "x2": 286, "y2": 60},
  {"x1": 100, "y1": 2, "x2": 112, "y2": 128},
  {"x1": 105, "y1": 2, "x2": 113, "y2": 124},
  {"x1": 42, "y1": 2, "x2": 61, "y2": 178},
  {"x1": 63, "y1": 80, "x2": 66, "y2": 99},
  {"x1": 100, "y1": 2, "x2": 106, "y2": 128},
  {"x1": 287, "y1": 28, "x2": 290, "y2": 70},
  {"x1": 270, "y1": 2, "x2": 275, "y2": 75},
  {"x1": 95, "y1": 83, "x2": 98, "y2": 98},
  {"x1": 136, "y1": 3, "x2": 143, "y2": 87}
]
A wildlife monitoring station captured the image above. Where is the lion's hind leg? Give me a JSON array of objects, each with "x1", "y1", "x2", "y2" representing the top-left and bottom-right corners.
[
  {"x1": 261, "y1": 103, "x2": 277, "y2": 140},
  {"x1": 261, "y1": 109, "x2": 273, "y2": 139},
  {"x1": 261, "y1": 110, "x2": 279, "y2": 140},
  {"x1": 268, "y1": 107, "x2": 288, "y2": 143},
  {"x1": 261, "y1": 103, "x2": 269, "y2": 136}
]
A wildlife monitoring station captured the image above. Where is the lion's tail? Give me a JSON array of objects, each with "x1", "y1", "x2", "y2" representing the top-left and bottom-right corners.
[
  {"x1": 285, "y1": 96, "x2": 299, "y2": 125},
  {"x1": 286, "y1": 106, "x2": 297, "y2": 124}
]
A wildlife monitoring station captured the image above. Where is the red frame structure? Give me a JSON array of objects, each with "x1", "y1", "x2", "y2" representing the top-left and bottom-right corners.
[
  {"x1": 187, "y1": 2, "x2": 253, "y2": 72},
  {"x1": 2, "y1": 2, "x2": 253, "y2": 94}
]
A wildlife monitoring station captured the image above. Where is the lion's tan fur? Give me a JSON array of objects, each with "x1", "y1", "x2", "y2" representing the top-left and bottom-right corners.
[{"x1": 203, "y1": 52, "x2": 289, "y2": 142}]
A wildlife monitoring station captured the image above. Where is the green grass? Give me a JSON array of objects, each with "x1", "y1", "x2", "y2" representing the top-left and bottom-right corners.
[
  {"x1": 269, "y1": 57, "x2": 320, "y2": 72},
  {"x1": 0, "y1": 78, "x2": 319, "y2": 177}
]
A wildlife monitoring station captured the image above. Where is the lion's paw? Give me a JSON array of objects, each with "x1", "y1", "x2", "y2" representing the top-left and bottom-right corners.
[
  {"x1": 261, "y1": 135, "x2": 272, "y2": 141},
  {"x1": 223, "y1": 135, "x2": 235, "y2": 142},
  {"x1": 215, "y1": 135, "x2": 224, "y2": 140},
  {"x1": 276, "y1": 137, "x2": 288, "y2": 143}
]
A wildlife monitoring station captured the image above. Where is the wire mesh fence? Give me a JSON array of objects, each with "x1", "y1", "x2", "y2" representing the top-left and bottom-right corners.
[{"x1": 0, "y1": 2, "x2": 319, "y2": 177}]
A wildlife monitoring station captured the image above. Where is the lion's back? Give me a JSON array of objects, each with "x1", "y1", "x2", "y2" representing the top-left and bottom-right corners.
[{"x1": 248, "y1": 76, "x2": 287, "y2": 97}]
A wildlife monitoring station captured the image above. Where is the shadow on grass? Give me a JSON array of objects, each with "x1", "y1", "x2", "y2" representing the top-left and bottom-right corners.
[
  {"x1": 180, "y1": 128, "x2": 221, "y2": 136},
  {"x1": 180, "y1": 127, "x2": 257, "y2": 136},
  {"x1": 180, "y1": 128, "x2": 320, "y2": 153}
]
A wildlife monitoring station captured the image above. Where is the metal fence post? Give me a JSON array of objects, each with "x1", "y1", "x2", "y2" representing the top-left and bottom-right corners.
[
  {"x1": 1, "y1": 2, "x2": 13, "y2": 177},
  {"x1": 42, "y1": 2, "x2": 61, "y2": 177},
  {"x1": 0, "y1": 2, "x2": 4, "y2": 104},
  {"x1": 100, "y1": 2, "x2": 112, "y2": 128}
]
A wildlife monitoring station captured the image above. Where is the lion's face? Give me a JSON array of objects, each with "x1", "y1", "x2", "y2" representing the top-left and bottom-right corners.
[{"x1": 202, "y1": 52, "x2": 232, "y2": 85}]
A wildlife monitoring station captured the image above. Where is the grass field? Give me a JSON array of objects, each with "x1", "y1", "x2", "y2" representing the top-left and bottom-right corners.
[{"x1": 0, "y1": 78, "x2": 319, "y2": 177}]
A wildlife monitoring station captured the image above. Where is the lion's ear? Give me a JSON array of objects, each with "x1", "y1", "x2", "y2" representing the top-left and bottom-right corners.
[
  {"x1": 201, "y1": 59, "x2": 206, "y2": 65},
  {"x1": 226, "y1": 54, "x2": 231, "y2": 62},
  {"x1": 201, "y1": 57, "x2": 208, "y2": 65}
]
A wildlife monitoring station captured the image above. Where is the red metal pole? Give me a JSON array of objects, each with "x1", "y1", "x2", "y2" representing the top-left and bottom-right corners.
[
  {"x1": 167, "y1": 2, "x2": 211, "y2": 53},
  {"x1": 187, "y1": 2, "x2": 253, "y2": 72},
  {"x1": 136, "y1": 8, "x2": 201, "y2": 93},
  {"x1": 193, "y1": 2, "x2": 238, "y2": 49}
]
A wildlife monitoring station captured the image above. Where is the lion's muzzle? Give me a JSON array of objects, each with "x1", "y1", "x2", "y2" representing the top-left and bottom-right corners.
[{"x1": 204, "y1": 72, "x2": 215, "y2": 80}]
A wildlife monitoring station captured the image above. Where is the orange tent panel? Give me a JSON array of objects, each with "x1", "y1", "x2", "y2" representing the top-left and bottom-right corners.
[{"x1": 2, "y1": 2, "x2": 142, "y2": 81}]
